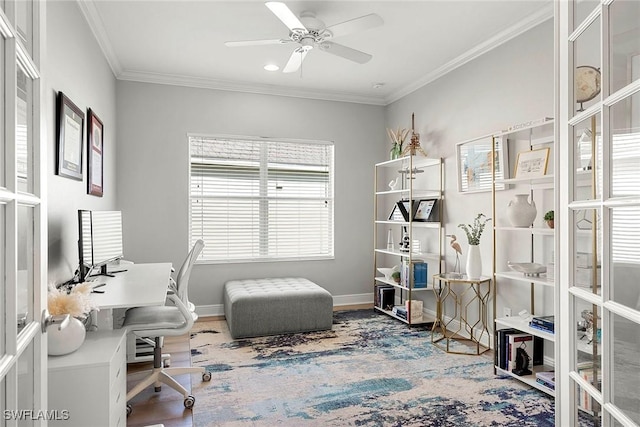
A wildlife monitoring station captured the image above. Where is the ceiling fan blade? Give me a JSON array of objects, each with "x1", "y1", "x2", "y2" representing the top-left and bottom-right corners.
[
  {"x1": 265, "y1": 2, "x2": 306, "y2": 31},
  {"x1": 326, "y1": 13, "x2": 383, "y2": 38},
  {"x1": 318, "y1": 41, "x2": 372, "y2": 64},
  {"x1": 283, "y1": 48, "x2": 308, "y2": 73},
  {"x1": 225, "y1": 39, "x2": 291, "y2": 47},
  {"x1": 224, "y1": 39, "x2": 293, "y2": 47}
]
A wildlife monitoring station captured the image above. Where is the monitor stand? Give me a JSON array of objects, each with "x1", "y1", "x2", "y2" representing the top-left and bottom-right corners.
[{"x1": 91, "y1": 264, "x2": 128, "y2": 278}]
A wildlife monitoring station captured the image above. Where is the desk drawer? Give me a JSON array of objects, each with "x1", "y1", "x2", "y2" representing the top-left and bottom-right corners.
[{"x1": 109, "y1": 333, "x2": 126, "y2": 389}]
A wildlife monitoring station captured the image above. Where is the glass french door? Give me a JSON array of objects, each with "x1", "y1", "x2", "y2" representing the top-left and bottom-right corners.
[
  {"x1": 0, "y1": 1, "x2": 46, "y2": 426},
  {"x1": 557, "y1": 1, "x2": 640, "y2": 426}
]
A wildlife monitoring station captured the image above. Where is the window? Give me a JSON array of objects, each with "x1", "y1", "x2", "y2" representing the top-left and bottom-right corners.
[{"x1": 189, "y1": 135, "x2": 334, "y2": 262}]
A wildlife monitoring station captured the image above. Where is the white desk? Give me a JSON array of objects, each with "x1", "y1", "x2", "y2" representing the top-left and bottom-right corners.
[{"x1": 88, "y1": 262, "x2": 172, "y2": 329}]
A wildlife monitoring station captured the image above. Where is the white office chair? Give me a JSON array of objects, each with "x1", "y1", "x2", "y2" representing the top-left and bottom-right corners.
[
  {"x1": 127, "y1": 240, "x2": 204, "y2": 364},
  {"x1": 123, "y1": 240, "x2": 210, "y2": 415}
]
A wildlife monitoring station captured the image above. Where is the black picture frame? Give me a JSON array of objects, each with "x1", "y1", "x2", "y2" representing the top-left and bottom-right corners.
[
  {"x1": 414, "y1": 199, "x2": 438, "y2": 222},
  {"x1": 388, "y1": 203, "x2": 404, "y2": 221},
  {"x1": 87, "y1": 109, "x2": 104, "y2": 196},
  {"x1": 398, "y1": 199, "x2": 412, "y2": 222},
  {"x1": 56, "y1": 92, "x2": 84, "y2": 180}
]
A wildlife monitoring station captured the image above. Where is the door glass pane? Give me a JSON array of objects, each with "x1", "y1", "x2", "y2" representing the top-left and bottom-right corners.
[
  {"x1": 612, "y1": 312, "x2": 640, "y2": 424},
  {"x1": 609, "y1": 0, "x2": 640, "y2": 93},
  {"x1": 17, "y1": 205, "x2": 33, "y2": 336},
  {"x1": 573, "y1": 113, "x2": 602, "y2": 202},
  {"x1": 574, "y1": 16, "x2": 602, "y2": 116},
  {"x1": 573, "y1": 208, "x2": 602, "y2": 295},
  {"x1": 16, "y1": 340, "x2": 34, "y2": 427},
  {"x1": 610, "y1": 91, "x2": 640, "y2": 198},
  {"x1": 16, "y1": 65, "x2": 33, "y2": 194},
  {"x1": 0, "y1": 34, "x2": 5, "y2": 189},
  {"x1": 0, "y1": 204, "x2": 4, "y2": 356},
  {"x1": 575, "y1": 378, "x2": 602, "y2": 425},
  {"x1": 611, "y1": 206, "x2": 640, "y2": 310},
  {"x1": 15, "y1": 0, "x2": 33, "y2": 56},
  {"x1": 574, "y1": 0, "x2": 600, "y2": 32},
  {"x1": 575, "y1": 300, "x2": 602, "y2": 379}
]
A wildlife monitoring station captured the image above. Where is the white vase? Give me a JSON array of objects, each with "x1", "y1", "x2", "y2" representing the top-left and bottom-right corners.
[
  {"x1": 48, "y1": 317, "x2": 86, "y2": 356},
  {"x1": 507, "y1": 194, "x2": 537, "y2": 227},
  {"x1": 466, "y1": 244, "x2": 482, "y2": 280}
]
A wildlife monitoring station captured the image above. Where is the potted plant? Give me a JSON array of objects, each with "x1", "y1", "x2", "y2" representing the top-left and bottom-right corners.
[
  {"x1": 458, "y1": 213, "x2": 491, "y2": 279},
  {"x1": 544, "y1": 210, "x2": 554, "y2": 229}
]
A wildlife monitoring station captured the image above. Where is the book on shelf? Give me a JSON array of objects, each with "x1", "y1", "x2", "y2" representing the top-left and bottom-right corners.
[
  {"x1": 400, "y1": 259, "x2": 427, "y2": 288},
  {"x1": 530, "y1": 315, "x2": 555, "y2": 333},
  {"x1": 535, "y1": 371, "x2": 555, "y2": 390},
  {"x1": 391, "y1": 305, "x2": 407, "y2": 320},
  {"x1": 375, "y1": 285, "x2": 395, "y2": 311},
  {"x1": 497, "y1": 329, "x2": 544, "y2": 371}
]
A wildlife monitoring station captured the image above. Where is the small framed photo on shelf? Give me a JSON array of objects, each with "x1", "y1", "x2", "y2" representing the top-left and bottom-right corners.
[
  {"x1": 414, "y1": 199, "x2": 437, "y2": 222},
  {"x1": 87, "y1": 109, "x2": 104, "y2": 197},
  {"x1": 56, "y1": 92, "x2": 85, "y2": 181},
  {"x1": 398, "y1": 199, "x2": 412, "y2": 222},
  {"x1": 514, "y1": 147, "x2": 550, "y2": 179},
  {"x1": 388, "y1": 203, "x2": 405, "y2": 221}
]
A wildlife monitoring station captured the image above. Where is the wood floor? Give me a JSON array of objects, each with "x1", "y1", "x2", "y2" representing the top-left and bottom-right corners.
[
  {"x1": 126, "y1": 305, "x2": 372, "y2": 427},
  {"x1": 126, "y1": 333, "x2": 194, "y2": 427}
]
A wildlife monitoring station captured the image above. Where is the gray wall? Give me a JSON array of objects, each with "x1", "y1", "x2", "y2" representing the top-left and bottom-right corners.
[
  {"x1": 44, "y1": 4, "x2": 553, "y2": 318},
  {"x1": 385, "y1": 20, "x2": 555, "y2": 319},
  {"x1": 115, "y1": 82, "x2": 385, "y2": 312},
  {"x1": 46, "y1": 1, "x2": 118, "y2": 285}
]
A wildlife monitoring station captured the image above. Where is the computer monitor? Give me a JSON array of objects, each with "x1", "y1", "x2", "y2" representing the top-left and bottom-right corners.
[{"x1": 78, "y1": 210, "x2": 125, "y2": 279}]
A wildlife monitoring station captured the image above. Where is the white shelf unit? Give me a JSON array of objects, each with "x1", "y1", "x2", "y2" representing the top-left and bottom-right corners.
[
  {"x1": 491, "y1": 118, "x2": 557, "y2": 396},
  {"x1": 373, "y1": 155, "x2": 443, "y2": 326}
]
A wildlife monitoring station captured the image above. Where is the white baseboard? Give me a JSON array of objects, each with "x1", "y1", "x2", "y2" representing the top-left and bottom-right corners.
[{"x1": 195, "y1": 292, "x2": 374, "y2": 319}]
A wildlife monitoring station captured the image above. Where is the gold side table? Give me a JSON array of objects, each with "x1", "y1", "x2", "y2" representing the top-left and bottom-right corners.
[{"x1": 432, "y1": 273, "x2": 491, "y2": 355}]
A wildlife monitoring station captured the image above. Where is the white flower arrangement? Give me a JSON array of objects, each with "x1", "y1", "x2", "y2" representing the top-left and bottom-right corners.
[{"x1": 48, "y1": 282, "x2": 98, "y2": 318}]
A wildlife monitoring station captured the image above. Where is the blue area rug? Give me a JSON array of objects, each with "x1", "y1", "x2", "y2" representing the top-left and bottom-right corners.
[{"x1": 190, "y1": 309, "x2": 556, "y2": 426}]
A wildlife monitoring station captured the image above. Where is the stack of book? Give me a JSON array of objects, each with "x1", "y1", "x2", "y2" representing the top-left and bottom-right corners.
[
  {"x1": 536, "y1": 371, "x2": 555, "y2": 390},
  {"x1": 496, "y1": 329, "x2": 544, "y2": 371},
  {"x1": 391, "y1": 305, "x2": 407, "y2": 320},
  {"x1": 530, "y1": 315, "x2": 555, "y2": 333},
  {"x1": 375, "y1": 285, "x2": 395, "y2": 311}
]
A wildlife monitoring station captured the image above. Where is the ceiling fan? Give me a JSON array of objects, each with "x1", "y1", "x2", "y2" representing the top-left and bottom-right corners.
[{"x1": 224, "y1": 1, "x2": 383, "y2": 73}]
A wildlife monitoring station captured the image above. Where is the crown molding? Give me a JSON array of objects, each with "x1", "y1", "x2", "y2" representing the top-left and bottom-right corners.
[
  {"x1": 78, "y1": 0, "x2": 552, "y2": 107},
  {"x1": 384, "y1": 2, "x2": 554, "y2": 105},
  {"x1": 117, "y1": 69, "x2": 388, "y2": 105},
  {"x1": 76, "y1": 0, "x2": 122, "y2": 76}
]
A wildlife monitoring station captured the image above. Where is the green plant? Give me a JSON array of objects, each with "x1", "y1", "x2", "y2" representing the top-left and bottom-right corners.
[
  {"x1": 458, "y1": 213, "x2": 491, "y2": 245},
  {"x1": 544, "y1": 210, "x2": 554, "y2": 221},
  {"x1": 391, "y1": 271, "x2": 401, "y2": 283}
]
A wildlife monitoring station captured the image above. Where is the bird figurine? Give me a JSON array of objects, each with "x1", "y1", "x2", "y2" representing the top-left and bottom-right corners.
[
  {"x1": 388, "y1": 177, "x2": 399, "y2": 190},
  {"x1": 447, "y1": 234, "x2": 462, "y2": 274}
]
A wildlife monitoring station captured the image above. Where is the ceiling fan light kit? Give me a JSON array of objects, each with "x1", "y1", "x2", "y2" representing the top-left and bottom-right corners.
[{"x1": 226, "y1": 1, "x2": 383, "y2": 74}]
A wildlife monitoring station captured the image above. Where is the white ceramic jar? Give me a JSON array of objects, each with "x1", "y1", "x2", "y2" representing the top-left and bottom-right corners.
[{"x1": 507, "y1": 194, "x2": 537, "y2": 227}]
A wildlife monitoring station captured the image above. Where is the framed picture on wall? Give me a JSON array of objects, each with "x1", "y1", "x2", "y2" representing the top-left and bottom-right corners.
[
  {"x1": 87, "y1": 109, "x2": 104, "y2": 196},
  {"x1": 56, "y1": 92, "x2": 84, "y2": 180},
  {"x1": 456, "y1": 135, "x2": 508, "y2": 193},
  {"x1": 514, "y1": 147, "x2": 550, "y2": 179}
]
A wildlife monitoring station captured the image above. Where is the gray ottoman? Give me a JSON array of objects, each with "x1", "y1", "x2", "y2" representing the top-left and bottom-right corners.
[{"x1": 224, "y1": 277, "x2": 333, "y2": 339}]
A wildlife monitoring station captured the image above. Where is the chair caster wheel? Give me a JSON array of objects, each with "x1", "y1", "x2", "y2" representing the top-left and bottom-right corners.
[
  {"x1": 202, "y1": 371, "x2": 212, "y2": 382},
  {"x1": 184, "y1": 395, "x2": 195, "y2": 409},
  {"x1": 126, "y1": 405, "x2": 132, "y2": 417}
]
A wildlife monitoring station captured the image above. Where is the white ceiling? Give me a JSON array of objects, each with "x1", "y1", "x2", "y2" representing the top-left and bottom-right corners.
[{"x1": 79, "y1": 0, "x2": 553, "y2": 105}]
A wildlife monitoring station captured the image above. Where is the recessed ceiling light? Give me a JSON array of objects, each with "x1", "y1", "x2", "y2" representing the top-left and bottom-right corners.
[{"x1": 264, "y1": 64, "x2": 279, "y2": 71}]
